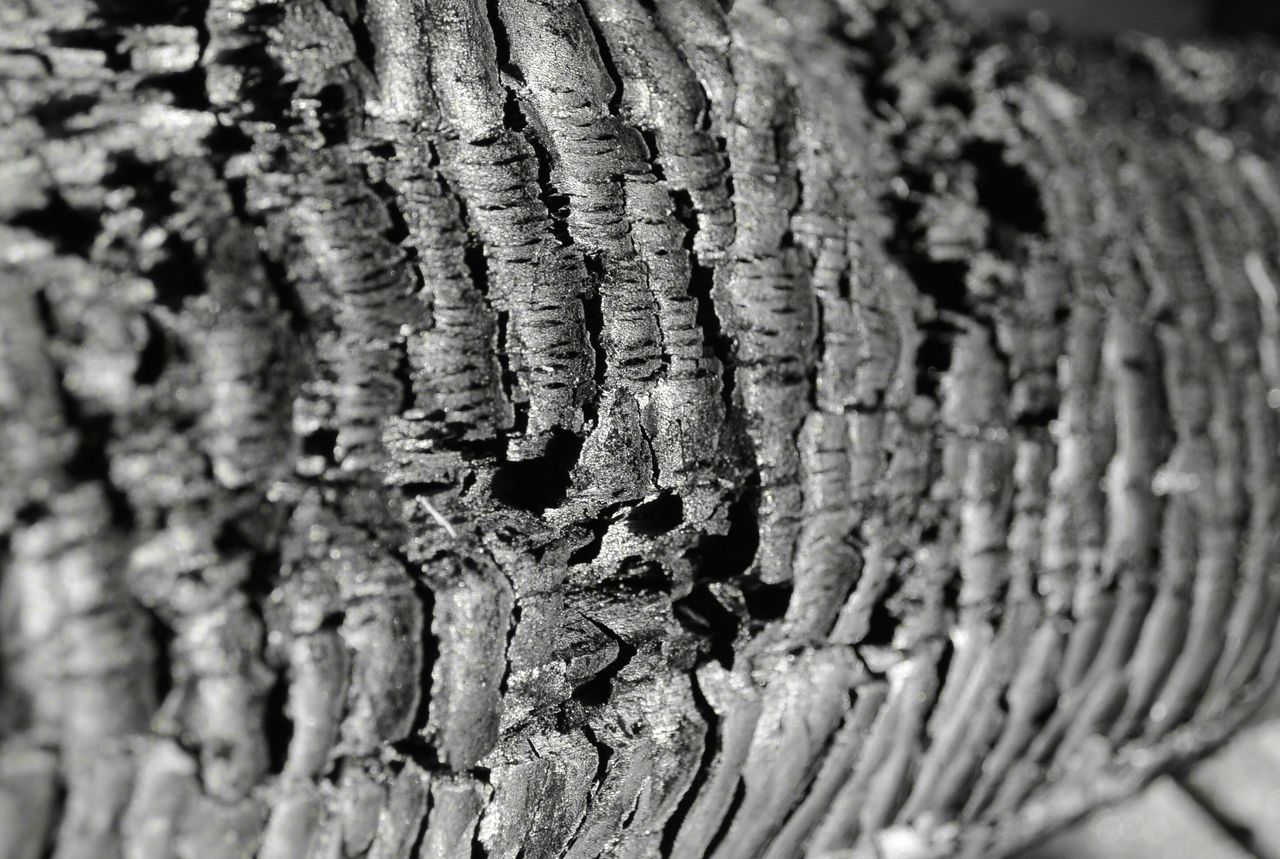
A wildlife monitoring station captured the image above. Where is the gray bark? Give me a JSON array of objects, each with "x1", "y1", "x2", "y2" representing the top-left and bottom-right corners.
[{"x1": 2, "y1": 1, "x2": 1280, "y2": 858}]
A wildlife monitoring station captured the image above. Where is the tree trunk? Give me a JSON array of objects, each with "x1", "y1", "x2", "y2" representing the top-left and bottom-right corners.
[{"x1": 3, "y1": 1, "x2": 1280, "y2": 858}]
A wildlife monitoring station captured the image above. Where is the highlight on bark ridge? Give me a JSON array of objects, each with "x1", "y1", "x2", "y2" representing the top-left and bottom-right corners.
[{"x1": 2, "y1": 1, "x2": 1280, "y2": 858}]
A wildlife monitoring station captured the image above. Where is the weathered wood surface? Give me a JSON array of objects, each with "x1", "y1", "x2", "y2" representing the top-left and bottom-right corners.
[{"x1": 3, "y1": 1, "x2": 1280, "y2": 858}]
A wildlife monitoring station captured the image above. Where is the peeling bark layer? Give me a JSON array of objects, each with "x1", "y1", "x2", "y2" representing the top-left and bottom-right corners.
[{"x1": 3, "y1": 1, "x2": 1280, "y2": 858}]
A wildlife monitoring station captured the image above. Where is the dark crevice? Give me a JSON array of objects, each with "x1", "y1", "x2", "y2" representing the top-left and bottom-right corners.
[
  {"x1": 490, "y1": 428, "x2": 583, "y2": 512},
  {"x1": 146, "y1": 234, "x2": 208, "y2": 312},
  {"x1": 684, "y1": 474, "x2": 759, "y2": 585},
  {"x1": 689, "y1": 257, "x2": 732, "y2": 415},
  {"x1": 932, "y1": 635, "x2": 957, "y2": 705},
  {"x1": 880, "y1": 142, "x2": 974, "y2": 402},
  {"x1": 30, "y1": 93, "x2": 100, "y2": 128},
  {"x1": 363, "y1": 176, "x2": 414, "y2": 248},
  {"x1": 301, "y1": 427, "x2": 340, "y2": 465},
  {"x1": 571, "y1": 619, "x2": 637, "y2": 708},
  {"x1": 493, "y1": 309, "x2": 527, "y2": 435},
  {"x1": 464, "y1": 243, "x2": 491, "y2": 298},
  {"x1": 860, "y1": 582, "x2": 903, "y2": 648},
  {"x1": 403, "y1": 582, "x2": 439, "y2": 745},
  {"x1": 485, "y1": 0, "x2": 577, "y2": 260},
  {"x1": 133, "y1": 315, "x2": 169, "y2": 385},
  {"x1": 554, "y1": 723, "x2": 609, "y2": 859},
  {"x1": 393, "y1": 342, "x2": 416, "y2": 413},
  {"x1": 609, "y1": 558, "x2": 670, "y2": 593},
  {"x1": 582, "y1": 723, "x2": 615, "y2": 786},
  {"x1": 47, "y1": 28, "x2": 129, "y2": 71},
  {"x1": 1015, "y1": 405, "x2": 1058, "y2": 431},
  {"x1": 502, "y1": 90, "x2": 528, "y2": 133},
  {"x1": 965, "y1": 140, "x2": 1048, "y2": 240},
  {"x1": 148, "y1": 612, "x2": 176, "y2": 710},
  {"x1": 673, "y1": 188, "x2": 736, "y2": 412},
  {"x1": 406, "y1": 792, "x2": 434, "y2": 859},
  {"x1": 485, "y1": 0, "x2": 523, "y2": 84},
  {"x1": 136, "y1": 67, "x2": 210, "y2": 109},
  {"x1": 578, "y1": 4, "x2": 626, "y2": 116},
  {"x1": 519, "y1": 104, "x2": 575, "y2": 247},
  {"x1": 626, "y1": 491, "x2": 683, "y2": 537},
  {"x1": 347, "y1": 0, "x2": 380, "y2": 84},
  {"x1": 567, "y1": 516, "x2": 612, "y2": 566},
  {"x1": 913, "y1": 308, "x2": 965, "y2": 401},
  {"x1": 620, "y1": 789, "x2": 642, "y2": 831},
  {"x1": 58, "y1": 410, "x2": 137, "y2": 533},
  {"x1": 639, "y1": 129, "x2": 667, "y2": 181},
  {"x1": 935, "y1": 83, "x2": 976, "y2": 115},
  {"x1": 10, "y1": 193, "x2": 99, "y2": 258},
  {"x1": 112, "y1": 155, "x2": 185, "y2": 224},
  {"x1": 582, "y1": 259, "x2": 609, "y2": 426},
  {"x1": 263, "y1": 668, "x2": 293, "y2": 774},
  {"x1": 497, "y1": 594, "x2": 522, "y2": 703},
  {"x1": 741, "y1": 580, "x2": 793, "y2": 625},
  {"x1": 705, "y1": 780, "x2": 746, "y2": 857},
  {"x1": 316, "y1": 84, "x2": 354, "y2": 147},
  {"x1": 673, "y1": 583, "x2": 739, "y2": 669},
  {"x1": 773, "y1": 96, "x2": 803, "y2": 254},
  {"x1": 95, "y1": 0, "x2": 206, "y2": 27},
  {"x1": 659, "y1": 671, "x2": 720, "y2": 855},
  {"x1": 103, "y1": 158, "x2": 209, "y2": 312}
]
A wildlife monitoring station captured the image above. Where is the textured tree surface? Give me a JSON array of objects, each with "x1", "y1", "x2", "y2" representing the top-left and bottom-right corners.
[{"x1": 4, "y1": 1, "x2": 1280, "y2": 858}]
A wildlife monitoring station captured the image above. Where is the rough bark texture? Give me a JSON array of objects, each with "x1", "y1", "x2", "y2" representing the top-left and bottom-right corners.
[{"x1": 3, "y1": 1, "x2": 1280, "y2": 858}]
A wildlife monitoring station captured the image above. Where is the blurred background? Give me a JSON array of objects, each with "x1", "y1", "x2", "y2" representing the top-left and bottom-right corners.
[
  {"x1": 964, "y1": 2, "x2": 1280, "y2": 858},
  {"x1": 965, "y1": 0, "x2": 1280, "y2": 37}
]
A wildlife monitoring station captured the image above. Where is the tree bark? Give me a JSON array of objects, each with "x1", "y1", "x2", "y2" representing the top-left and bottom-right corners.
[{"x1": 3, "y1": 1, "x2": 1280, "y2": 858}]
